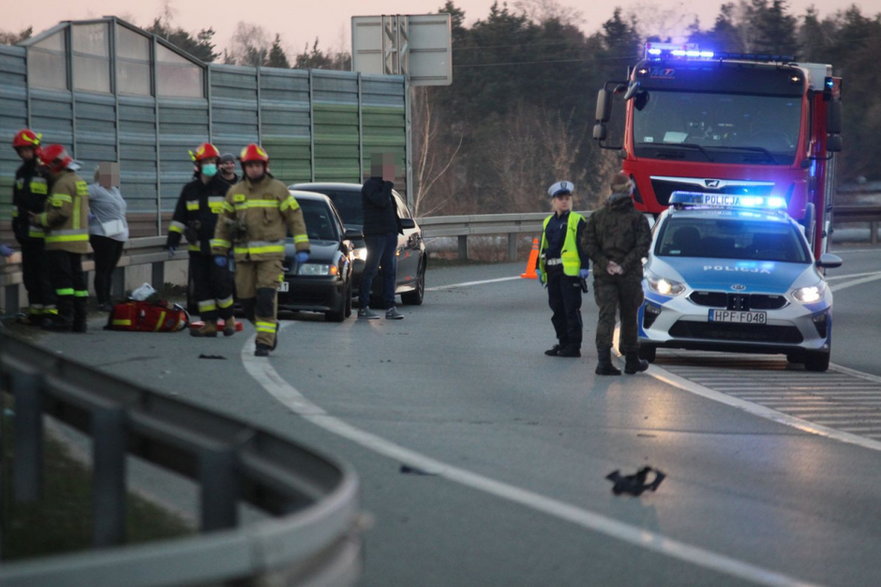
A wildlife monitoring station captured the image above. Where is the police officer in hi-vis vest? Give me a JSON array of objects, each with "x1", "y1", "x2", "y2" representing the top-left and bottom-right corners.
[
  {"x1": 29, "y1": 144, "x2": 90, "y2": 333},
  {"x1": 11, "y1": 129, "x2": 56, "y2": 325},
  {"x1": 536, "y1": 181, "x2": 590, "y2": 358}
]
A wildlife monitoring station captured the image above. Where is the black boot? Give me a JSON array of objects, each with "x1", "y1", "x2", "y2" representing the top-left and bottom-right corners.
[
  {"x1": 624, "y1": 352, "x2": 649, "y2": 374},
  {"x1": 545, "y1": 344, "x2": 561, "y2": 356},
  {"x1": 595, "y1": 347, "x2": 621, "y2": 376},
  {"x1": 557, "y1": 345, "x2": 581, "y2": 358}
]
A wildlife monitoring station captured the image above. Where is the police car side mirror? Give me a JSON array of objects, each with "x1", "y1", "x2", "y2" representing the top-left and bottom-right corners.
[{"x1": 816, "y1": 253, "x2": 842, "y2": 269}]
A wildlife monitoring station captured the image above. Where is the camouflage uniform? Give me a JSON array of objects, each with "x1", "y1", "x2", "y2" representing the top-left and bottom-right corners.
[{"x1": 584, "y1": 191, "x2": 651, "y2": 354}]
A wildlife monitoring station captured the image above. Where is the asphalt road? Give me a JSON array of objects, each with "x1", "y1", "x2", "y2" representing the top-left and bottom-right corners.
[{"x1": 37, "y1": 247, "x2": 881, "y2": 586}]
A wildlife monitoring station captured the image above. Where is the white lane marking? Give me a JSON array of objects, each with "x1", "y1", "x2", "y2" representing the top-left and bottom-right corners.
[
  {"x1": 242, "y1": 331, "x2": 814, "y2": 587},
  {"x1": 426, "y1": 276, "x2": 521, "y2": 291},
  {"x1": 829, "y1": 272, "x2": 881, "y2": 291},
  {"x1": 825, "y1": 270, "x2": 881, "y2": 282}
]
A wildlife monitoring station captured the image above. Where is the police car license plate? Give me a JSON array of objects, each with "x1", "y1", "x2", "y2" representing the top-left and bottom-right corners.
[
  {"x1": 278, "y1": 281, "x2": 290, "y2": 292},
  {"x1": 708, "y1": 309, "x2": 767, "y2": 324}
]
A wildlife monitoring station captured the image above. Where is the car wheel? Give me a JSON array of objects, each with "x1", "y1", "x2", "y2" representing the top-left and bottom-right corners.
[
  {"x1": 344, "y1": 283, "x2": 353, "y2": 318},
  {"x1": 400, "y1": 262, "x2": 425, "y2": 306},
  {"x1": 638, "y1": 345, "x2": 657, "y2": 362},
  {"x1": 325, "y1": 291, "x2": 347, "y2": 322},
  {"x1": 804, "y1": 351, "x2": 830, "y2": 372}
]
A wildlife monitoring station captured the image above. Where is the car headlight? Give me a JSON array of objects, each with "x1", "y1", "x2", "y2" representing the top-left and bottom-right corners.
[
  {"x1": 354, "y1": 247, "x2": 368, "y2": 262},
  {"x1": 298, "y1": 263, "x2": 337, "y2": 276},
  {"x1": 645, "y1": 271, "x2": 687, "y2": 296},
  {"x1": 792, "y1": 281, "x2": 826, "y2": 304}
]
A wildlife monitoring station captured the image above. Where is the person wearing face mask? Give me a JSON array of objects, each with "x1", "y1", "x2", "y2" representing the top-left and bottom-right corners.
[{"x1": 166, "y1": 142, "x2": 236, "y2": 337}]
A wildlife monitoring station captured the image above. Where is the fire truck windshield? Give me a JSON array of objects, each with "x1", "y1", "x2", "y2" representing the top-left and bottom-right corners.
[{"x1": 632, "y1": 91, "x2": 802, "y2": 165}]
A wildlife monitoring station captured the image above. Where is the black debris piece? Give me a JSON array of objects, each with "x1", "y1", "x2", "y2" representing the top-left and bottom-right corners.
[
  {"x1": 198, "y1": 354, "x2": 227, "y2": 360},
  {"x1": 399, "y1": 464, "x2": 437, "y2": 476},
  {"x1": 606, "y1": 466, "x2": 666, "y2": 496}
]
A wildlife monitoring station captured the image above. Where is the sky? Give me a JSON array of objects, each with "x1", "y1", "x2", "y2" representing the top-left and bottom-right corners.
[{"x1": 7, "y1": 0, "x2": 879, "y2": 58}]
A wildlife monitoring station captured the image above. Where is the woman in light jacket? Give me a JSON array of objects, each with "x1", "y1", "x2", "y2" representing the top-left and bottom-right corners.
[{"x1": 88, "y1": 163, "x2": 129, "y2": 311}]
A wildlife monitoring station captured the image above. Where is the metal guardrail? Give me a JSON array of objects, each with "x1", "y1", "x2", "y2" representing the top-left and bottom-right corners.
[
  {"x1": 2, "y1": 206, "x2": 880, "y2": 308},
  {"x1": 0, "y1": 329, "x2": 362, "y2": 586},
  {"x1": 831, "y1": 205, "x2": 881, "y2": 245}
]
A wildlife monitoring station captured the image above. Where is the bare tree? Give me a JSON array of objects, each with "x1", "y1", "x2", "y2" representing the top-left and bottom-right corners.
[
  {"x1": 225, "y1": 22, "x2": 272, "y2": 66},
  {"x1": 411, "y1": 87, "x2": 463, "y2": 217},
  {"x1": 0, "y1": 26, "x2": 32, "y2": 45},
  {"x1": 513, "y1": 0, "x2": 584, "y2": 26}
]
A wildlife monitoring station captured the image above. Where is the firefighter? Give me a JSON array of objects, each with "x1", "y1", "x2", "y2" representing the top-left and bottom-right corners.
[
  {"x1": 535, "y1": 181, "x2": 590, "y2": 357},
  {"x1": 212, "y1": 144, "x2": 310, "y2": 357},
  {"x1": 166, "y1": 142, "x2": 237, "y2": 337},
  {"x1": 29, "y1": 145, "x2": 90, "y2": 332},
  {"x1": 11, "y1": 129, "x2": 56, "y2": 325}
]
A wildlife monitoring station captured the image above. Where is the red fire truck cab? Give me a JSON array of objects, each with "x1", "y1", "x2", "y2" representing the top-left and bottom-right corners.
[{"x1": 594, "y1": 42, "x2": 843, "y2": 257}]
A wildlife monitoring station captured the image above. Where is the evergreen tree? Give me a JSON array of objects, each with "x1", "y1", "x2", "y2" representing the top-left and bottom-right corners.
[
  {"x1": 265, "y1": 35, "x2": 289, "y2": 68},
  {"x1": 293, "y1": 39, "x2": 351, "y2": 70},
  {"x1": 146, "y1": 18, "x2": 218, "y2": 62}
]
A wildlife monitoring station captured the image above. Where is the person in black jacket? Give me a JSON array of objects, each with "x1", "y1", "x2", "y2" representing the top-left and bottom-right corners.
[
  {"x1": 11, "y1": 129, "x2": 55, "y2": 326},
  {"x1": 358, "y1": 153, "x2": 404, "y2": 320},
  {"x1": 166, "y1": 142, "x2": 236, "y2": 337}
]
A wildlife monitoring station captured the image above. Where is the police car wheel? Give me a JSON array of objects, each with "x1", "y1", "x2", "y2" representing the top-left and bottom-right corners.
[
  {"x1": 638, "y1": 345, "x2": 657, "y2": 363},
  {"x1": 804, "y1": 351, "x2": 830, "y2": 372}
]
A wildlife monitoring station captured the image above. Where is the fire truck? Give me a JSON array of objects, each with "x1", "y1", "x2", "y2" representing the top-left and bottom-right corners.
[{"x1": 593, "y1": 42, "x2": 842, "y2": 258}]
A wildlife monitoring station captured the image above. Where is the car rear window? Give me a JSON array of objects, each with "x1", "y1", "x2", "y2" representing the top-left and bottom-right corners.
[
  {"x1": 320, "y1": 190, "x2": 364, "y2": 226},
  {"x1": 296, "y1": 199, "x2": 339, "y2": 241}
]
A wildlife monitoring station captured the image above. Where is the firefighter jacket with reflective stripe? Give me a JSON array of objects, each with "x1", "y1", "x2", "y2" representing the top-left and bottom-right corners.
[
  {"x1": 539, "y1": 211, "x2": 588, "y2": 278},
  {"x1": 37, "y1": 170, "x2": 90, "y2": 253},
  {"x1": 12, "y1": 159, "x2": 49, "y2": 243},
  {"x1": 166, "y1": 174, "x2": 232, "y2": 255},
  {"x1": 212, "y1": 175, "x2": 309, "y2": 261}
]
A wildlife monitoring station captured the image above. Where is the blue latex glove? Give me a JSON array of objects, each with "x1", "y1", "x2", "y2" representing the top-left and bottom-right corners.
[
  {"x1": 0, "y1": 244, "x2": 14, "y2": 258},
  {"x1": 579, "y1": 269, "x2": 590, "y2": 280},
  {"x1": 167, "y1": 246, "x2": 176, "y2": 259},
  {"x1": 295, "y1": 251, "x2": 310, "y2": 264},
  {"x1": 214, "y1": 255, "x2": 228, "y2": 268}
]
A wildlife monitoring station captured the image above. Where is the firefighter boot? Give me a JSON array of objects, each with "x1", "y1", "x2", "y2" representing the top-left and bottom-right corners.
[
  {"x1": 72, "y1": 298, "x2": 88, "y2": 333},
  {"x1": 190, "y1": 321, "x2": 218, "y2": 337},
  {"x1": 44, "y1": 297, "x2": 73, "y2": 332},
  {"x1": 595, "y1": 347, "x2": 621, "y2": 376},
  {"x1": 624, "y1": 352, "x2": 649, "y2": 374},
  {"x1": 222, "y1": 316, "x2": 237, "y2": 337}
]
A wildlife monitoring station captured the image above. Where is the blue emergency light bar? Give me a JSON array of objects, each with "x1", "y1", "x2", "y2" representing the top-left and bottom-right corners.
[
  {"x1": 644, "y1": 42, "x2": 794, "y2": 63},
  {"x1": 670, "y1": 191, "x2": 787, "y2": 210}
]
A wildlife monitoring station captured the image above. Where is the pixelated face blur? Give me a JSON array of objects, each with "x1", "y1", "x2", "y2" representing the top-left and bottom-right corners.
[
  {"x1": 243, "y1": 160, "x2": 265, "y2": 180},
  {"x1": 553, "y1": 194, "x2": 573, "y2": 213}
]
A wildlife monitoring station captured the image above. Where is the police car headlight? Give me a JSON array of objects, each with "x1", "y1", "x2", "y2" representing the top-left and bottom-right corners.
[
  {"x1": 793, "y1": 282, "x2": 826, "y2": 304},
  {"x1": 646, "y1": 271, "x2": 686, "y2": 296}
]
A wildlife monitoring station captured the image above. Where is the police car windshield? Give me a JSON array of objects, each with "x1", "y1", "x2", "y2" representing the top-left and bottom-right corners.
[{"x1": 656, "y1": 216, "x2": 808, "y2": 263}]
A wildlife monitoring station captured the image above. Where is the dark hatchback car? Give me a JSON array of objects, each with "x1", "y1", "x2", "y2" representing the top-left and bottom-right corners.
[
  {"x1": 289, "y1": 182, "x2": 427, "y2": 306},
  {"x1": 275, "y1": 190, "x2": 359, "y2": 321}
]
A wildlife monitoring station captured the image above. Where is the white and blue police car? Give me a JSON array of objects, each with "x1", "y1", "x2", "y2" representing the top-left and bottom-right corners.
[{"x1": 638, "y1": 192, "x2": 842, "y2": 371}]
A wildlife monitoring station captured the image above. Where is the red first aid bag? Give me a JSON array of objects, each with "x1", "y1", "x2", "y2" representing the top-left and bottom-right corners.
[{"x1": 106, "y1": 300, "x2": 189, "y2": 332}]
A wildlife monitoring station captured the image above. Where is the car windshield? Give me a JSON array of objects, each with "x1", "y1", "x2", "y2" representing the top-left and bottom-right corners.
[
  {"x1": 656, "y1": 216, "x2": 809, "y2": 263},
  {"x1": 633, "y1": 91, "x2": 802, "y2": 165},
  {"x1": 295, "y1": 199, "x2": 339, "y2": 241}
]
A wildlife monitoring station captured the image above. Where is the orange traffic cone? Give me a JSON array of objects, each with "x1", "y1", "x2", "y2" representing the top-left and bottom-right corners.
[{"x1": 520, "y1": 237, "x2": 539, "y2": 279}]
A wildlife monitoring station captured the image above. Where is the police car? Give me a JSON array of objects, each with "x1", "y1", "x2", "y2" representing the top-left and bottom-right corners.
[{"x1": 638, "y1": 192, "x2": 842, "y2": 371}]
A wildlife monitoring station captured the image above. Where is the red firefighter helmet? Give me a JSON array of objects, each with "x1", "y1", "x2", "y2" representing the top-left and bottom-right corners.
[
  {"x1": 239, "y1": 144, "x2": 269, "y2": 165},
  {"x1": 13, "y1": 129, "x2": 42, "y2": 149},
  {"x1": 39, "y1": 144, "x2": 73, "y2": 173},
  {"x1": 191, "y1": 142, "x2": 220, "y2": 162}
]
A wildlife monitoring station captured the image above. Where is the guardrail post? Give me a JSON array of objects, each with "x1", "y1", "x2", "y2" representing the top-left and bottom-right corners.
[
  {"x1": 457, "y1": 235, "x2": 468, "y2": 261},
  {"x1": 12, "y1": 371, "x2": 42, "y2": 503},
  {"x1": 200, "y1": 448, "x2": 238, "y2": 531},
  {"x1": 507, "y1": 233, "x2": 517, "y2": 261},
  {"x1": 152, "y1": 262, "x2": 164, "y2": 291},
  {"x1": 92, "y1": 407, "x2": 127, "y2": 546},
  {"x1": 4, "y1": 284, "x2": 19, "y2": 316}
]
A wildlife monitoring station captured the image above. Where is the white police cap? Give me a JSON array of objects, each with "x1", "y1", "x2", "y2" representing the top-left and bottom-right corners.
[{"x1": 548, "y1": 180, "x2": 574, "y2": 198}]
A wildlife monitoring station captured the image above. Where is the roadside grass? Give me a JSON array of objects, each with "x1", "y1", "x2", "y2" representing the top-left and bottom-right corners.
[{"x1": 1, "y1": 405, "x2": 194, "y2": 561}]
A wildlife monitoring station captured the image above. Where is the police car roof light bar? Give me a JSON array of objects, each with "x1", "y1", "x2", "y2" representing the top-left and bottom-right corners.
[
  {"x1": 643, "y1": 42, "x2": 795, "y2": 64},
  {"x1": 669, "y1": 191, "x2": 787, "y2": 211}
]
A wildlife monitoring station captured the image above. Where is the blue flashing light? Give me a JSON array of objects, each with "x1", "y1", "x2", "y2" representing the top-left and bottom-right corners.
[
  {"x1": 644, "y1": 42, "x2": 714, "y2": 61},
  {"x1": 670, "y1": 191, "x2": 786, "y2": 211}
]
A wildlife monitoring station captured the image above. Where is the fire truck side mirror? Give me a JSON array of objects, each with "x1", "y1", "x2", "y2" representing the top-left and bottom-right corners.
[
  {"x1": 827, "y1": 99, "x2": 842, "y2": 135},
  {"x1": 593, "y1": 123, "x2": 607, "y2": 141},
  {"x1": 595, "y1": 89, "x2": 612, "y2": 123},
  {"x1": 826, "y1": 134, "x2": 843, "y2": 153}
]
